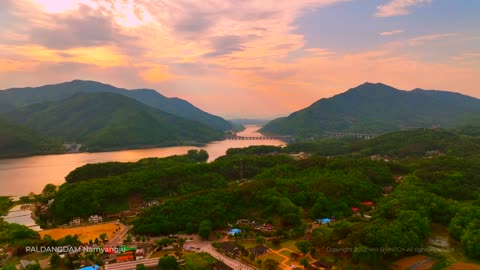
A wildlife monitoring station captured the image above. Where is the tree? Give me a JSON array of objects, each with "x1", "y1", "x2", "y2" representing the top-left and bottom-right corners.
[
  {"x1": 126, "y1": 234, "x2": 132, "y2": 243},
  {"x1": 256, "y1": 236, "x2": 266, "y2": 244},
  {"x1": 158, "y1": 256, "x2": 179, "y2": 270},
  {"x1": 42, "y1": 183, "x2": 57, "y2": 197},
  {"x1": 89, "y1": 239, "x2": 93, "y2": 246},
  {"x1": 198, "y1": 219, "x2": 213, "y2": 240},
  {"x1": 50, "y1": 253, "x2": 61, "y2": 268},
  {"x1": 135, "y1": 235, "x2": 141, "y2": 242},
  {"x1": 136, "y1": 264, "x2": 148, "y2": 270},
  {"x1": 99, "y1": 233, "x2": 107, "y2": 243},
  {"x1": 24, "y1": 263, "x2": 40, "y2": 270},
  {"x1": 295, "y1": 240, "x2": 312, "y2": 255},
  {"x1": 94, "y1": 237, "x2": 99, "y2": 245},
  {"x1": 263, "y1": 259, "x2": 279, "y2": 270},
  {"x1": 299, "y1": 259, "x2": 309, "y2": 267}
]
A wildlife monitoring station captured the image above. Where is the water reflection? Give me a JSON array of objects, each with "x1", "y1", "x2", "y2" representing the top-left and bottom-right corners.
[{"x1": 0, "y1": 125, "x2": 284, "y2": 196}]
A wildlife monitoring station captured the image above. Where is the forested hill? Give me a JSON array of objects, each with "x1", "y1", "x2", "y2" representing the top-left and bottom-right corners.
[
  {"x1": 0, "y1": 80, "x2": 231, "y2": 131},
  {"x1": 0, "y1": 118, "x2": 64, "y2": 158},
  {"x1": 261, "y1": 82, "x2": 480, "y2": 137},
  {"x1": 4, "y1": 92, "x2": 223, "y2": 151}
]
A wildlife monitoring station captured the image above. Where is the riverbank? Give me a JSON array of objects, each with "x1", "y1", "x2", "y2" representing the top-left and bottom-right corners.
[
  {"x1": 2, "y1": 204, "x2": 41, "y2": 231},
  {"x1": 0, "y1": 125, "x2": 285, "y2": 197}
]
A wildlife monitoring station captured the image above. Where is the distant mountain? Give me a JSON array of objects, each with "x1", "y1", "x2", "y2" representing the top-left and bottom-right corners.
[
  {"x1": 0, "y1": 80, "x2": 231, "y2": 131},
  {"x1": 4, "y1": 92, "x2": 223, "y2": 151},
  {"x1": 0, "y1": 118, "x2": 64, "y2": 158},
  {"x1": 261, "y1": 83, "x2": 480, "y2": 137}
]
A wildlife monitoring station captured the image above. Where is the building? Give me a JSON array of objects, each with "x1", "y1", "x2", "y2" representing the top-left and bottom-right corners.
[
  {"x1": 362, "y1": 201, "x2": 375, "y2": 208},
  {"x1": 116, "y1": 255, "x2": 134, "y2": 262},
  {"x1": 69, "y1": 217, "x2": 81, "y2": 226},
  {"x1": 352, "y1": 207, "x2": 360, "y2": 216},
  {"x1": 79, "y1": 265, "x2": 99, "y2": 270},
  {"x1": 88, "y1": 215, "x2": 103, "y2": 223},
  {"x1": 135, "y1": 248, "x2": 145, "y2": 260},
  {"x1": 228, "y1": 228, "x2": 241, "y2": 235},
  {"x1": 318, "y1": 218, "x2": 332, "y2": 224},
  {"x1": 146, "y1": 200, "x2": 160, "y2": 207},
  {"x1": 236, "y1": 219, "x2": 251, "y2": 225},
  {"x1": 249, "y1": 245, "x2": 269, "y2": 256},
  {"x1": 217, "y1": 242, "x2": 241, "y2": 256}
]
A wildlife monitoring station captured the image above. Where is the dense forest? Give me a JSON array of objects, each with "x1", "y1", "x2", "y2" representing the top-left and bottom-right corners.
[
  {"x1": 0, "y1": 128, "x2": 476, "y2": 269},
  {"x1": 31, "y1": 128, "x2": 480, "y2": 266}
]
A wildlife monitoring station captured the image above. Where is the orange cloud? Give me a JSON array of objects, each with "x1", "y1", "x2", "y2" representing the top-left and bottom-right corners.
[{"x1": 140, "y1": 65, "x2": 177, "y2": 83}]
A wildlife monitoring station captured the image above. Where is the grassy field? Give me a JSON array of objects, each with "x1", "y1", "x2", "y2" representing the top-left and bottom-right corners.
[
  {"x1": 258, "y1": 252, "x2": 285, "y2": 264},
  {"x1": 39, "y1": 222, "x2": 121, "y2": 243},
  {"x1": 183, "y1": 252, "x2": 217, "y2": 269}
]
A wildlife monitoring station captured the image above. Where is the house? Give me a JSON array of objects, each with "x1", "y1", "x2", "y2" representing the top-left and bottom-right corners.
[
  {"x1": 249, "y1": 245, "x2": 269, "y2": 256},
  {"x1": 309, "y1": 260, "x2": 332, "y2": 270},
  {"x1": 318, "y1": 218, "x2": 331, "y2": 224},
  {"x1": 236, "y1": 219, "x2": 251, "y2": 225},
  {"x1": 217, "y1": 242, "x2": 241, "y2": 256},
  {"x1": 79, "y1": 265, "x2": 99, "y2": 270},
  {"x1": 135, "y1": 248, "x2": 145, "y2": 260},
  {"x1": 352, "y1": 207, "x2": 360, "y2": 216},
  {"x1": 228, "y1": 228, "x2": 241, "y2": 235},
  {"x1": 362, "y1": 201, "x2": 375, "y2": 208},
  {"x1": 146, "y1": 200, "x2": 160, "y2": 207},
  {"x1": 116, "y1": 255, "x2": 134, "y2": 262},
  {"x1": 257, "y1": 223, "x2": 274, "y2": 232},
  {"x1": 88, "y1": 215, "x2": 103, "y2": 223},
  {"x1": 69, "y1": 217, "x2": 81, "y2": 226}
]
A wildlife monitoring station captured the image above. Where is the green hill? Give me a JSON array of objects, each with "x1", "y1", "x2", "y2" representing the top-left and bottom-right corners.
[
  {"x1": 0, "y1": 80, "x2": 231, "y2": 131},
  {"x1": 261, "y1": 82, "x2": 480, "y2": 137},
  {"x1": 4, "y1": 92, "x2": 223, "y2": 151},
  {"x1": 0, "y1": 118, "x2": 64, "y2": 158}
]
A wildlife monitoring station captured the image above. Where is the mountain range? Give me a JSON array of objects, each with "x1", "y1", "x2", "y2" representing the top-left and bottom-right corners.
[
  {"x1": 0, "y1": 80, "x2": 231, "y2": 131},
  {"x1": 261, "y1": 82, "x2": 480, "y2": 137},
  {"x1": 3, "y1": 92, "x2": 223, "y2": 151}
]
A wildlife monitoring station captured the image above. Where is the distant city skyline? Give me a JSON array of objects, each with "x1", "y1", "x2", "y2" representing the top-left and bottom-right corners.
[{"x1": 1, "y1": 0, "x2": 479, "y2": 118}]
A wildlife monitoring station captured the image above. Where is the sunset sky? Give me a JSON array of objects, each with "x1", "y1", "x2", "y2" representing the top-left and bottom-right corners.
[{"x1": 1, "y1": 0, "x2": 479, "y2": 118}]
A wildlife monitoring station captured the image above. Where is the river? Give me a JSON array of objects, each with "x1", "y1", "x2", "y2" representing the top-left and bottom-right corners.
[{"x1": 0, "y1": 125, "x2": 284, "y2": 196}]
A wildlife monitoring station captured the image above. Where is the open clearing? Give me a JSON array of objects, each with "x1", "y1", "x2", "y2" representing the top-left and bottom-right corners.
[{"x1": 40, "y1": 222, "x2": 121, "y2": 243}]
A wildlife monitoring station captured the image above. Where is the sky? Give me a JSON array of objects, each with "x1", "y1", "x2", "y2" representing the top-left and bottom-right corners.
[{"x1": 0, "y1": 0, "x2": 479, "y2": 118}]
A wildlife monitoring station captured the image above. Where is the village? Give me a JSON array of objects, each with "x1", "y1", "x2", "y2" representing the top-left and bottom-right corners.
[{"x1": 4, "y1": 197, "x2": 381, "y2": 270}]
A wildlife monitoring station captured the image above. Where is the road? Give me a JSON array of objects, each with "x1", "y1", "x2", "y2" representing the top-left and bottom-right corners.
[
  {"x1": 107, "y1": 223, "x2": 132, "y2": 248},
  {"x1": 198, "y1": 243, "x2": 256, "y2": 270},
  {"x1": 105, "y1": 258, "x2": 159, "y2": 270}
]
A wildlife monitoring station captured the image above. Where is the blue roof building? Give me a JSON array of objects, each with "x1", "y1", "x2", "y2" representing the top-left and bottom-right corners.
[
  {"x1": 318, "y1": 218, "x2": 331, "y2": 224},
  {"x1": 228, "y1": 228, "x2": 241, "y2": 235},
  {"x1": 79, "y1": 265, "x2": 99, "y2": 270}
]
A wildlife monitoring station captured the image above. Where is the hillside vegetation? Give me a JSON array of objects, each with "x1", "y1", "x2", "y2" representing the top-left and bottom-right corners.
[
  {"x1": 261, "y1": 82, "x2": 480, "y2": 137},
  {"x1": 0, "y1": 118, "x2": 64, "y2": 158},
  {"x1": 4, "y1": 92, "x2": 223, "y2": 151}
]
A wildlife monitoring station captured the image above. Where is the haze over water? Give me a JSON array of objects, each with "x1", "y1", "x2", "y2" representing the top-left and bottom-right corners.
[{"x1": 0, "y1": 125, "x2": 284, "y2": 197}]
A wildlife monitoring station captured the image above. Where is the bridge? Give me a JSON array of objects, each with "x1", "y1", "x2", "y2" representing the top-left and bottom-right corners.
[
  {"x1": 225, "y1": 135, "x2": 290, "y2": 141},
  {"x1": 324, "y1": 132, "x2": 377, "y2": 139}
]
